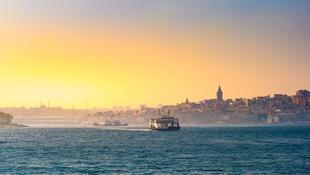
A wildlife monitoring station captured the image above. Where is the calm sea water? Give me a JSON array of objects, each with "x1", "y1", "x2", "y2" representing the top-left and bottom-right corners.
[{"x1": 0, "y1": 125, "x2": 310, "y2": 174}]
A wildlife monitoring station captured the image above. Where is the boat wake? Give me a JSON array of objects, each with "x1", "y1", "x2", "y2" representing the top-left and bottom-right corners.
[{"x1": 99, "y1": 127, "x2": 152, "y2": 132}]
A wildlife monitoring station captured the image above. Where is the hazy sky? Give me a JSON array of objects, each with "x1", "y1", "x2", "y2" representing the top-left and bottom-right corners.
[{"x1": 0, "y1": 0, "x2": 309, "y2": 108}]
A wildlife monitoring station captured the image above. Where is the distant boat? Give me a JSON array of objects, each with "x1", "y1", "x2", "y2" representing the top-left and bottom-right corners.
[
  {"x1": 94, "y1": 120, "x2": 128, "y2": 127},
  {"x1": 149, "y1": 109, "x2": 180, "y2": 131}
]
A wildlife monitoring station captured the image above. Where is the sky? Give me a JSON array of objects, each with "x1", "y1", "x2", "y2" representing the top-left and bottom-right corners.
[{"x1": 0, "y1": 0, "x2": 309, "y2": 108}]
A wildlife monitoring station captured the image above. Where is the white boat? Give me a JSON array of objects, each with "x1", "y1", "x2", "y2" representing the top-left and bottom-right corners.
[{"x1": 149, "y1": 109, "x2": 180, "y2": 131}]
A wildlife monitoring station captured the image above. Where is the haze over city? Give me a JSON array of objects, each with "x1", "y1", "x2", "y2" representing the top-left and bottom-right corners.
[{"x1": 0, "y1": 0, "x2": 309, "y2": 108}]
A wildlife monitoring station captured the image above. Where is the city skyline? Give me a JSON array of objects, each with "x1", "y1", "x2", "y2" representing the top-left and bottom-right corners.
[
  {"x1": 1, "y1": 87, "x2": 309, "y2": 110},
  {"x1": 0, "y1": 0, "x2": 310, "y2": 107}
]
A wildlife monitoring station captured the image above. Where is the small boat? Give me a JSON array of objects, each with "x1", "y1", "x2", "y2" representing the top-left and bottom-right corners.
[
  {"x1": 94, "y1": 120, "x2": 128, "y2": 127},
  {"x1": 149, "y1": 109, "x2": 180, "y2": 131}
]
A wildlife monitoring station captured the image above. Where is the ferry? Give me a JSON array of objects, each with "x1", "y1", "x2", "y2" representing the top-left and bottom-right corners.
[
  {"x1": 94, "y1": 120, "x2": 128, "y2": 127},
  {"x1": 149, "y1": 109, "x2": 180, "y2": 131}
]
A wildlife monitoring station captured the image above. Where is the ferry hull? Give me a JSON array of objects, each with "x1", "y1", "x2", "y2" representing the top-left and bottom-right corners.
[{"x1": 150, "y1": 126, "x2": 180, "y2": 131}]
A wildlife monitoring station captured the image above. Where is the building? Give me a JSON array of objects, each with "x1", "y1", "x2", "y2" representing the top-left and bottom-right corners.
[
  {"x1": 215, "y1": 86, "x2": 226, "y2": 111},
  {"x1": 217, "y1": 86, "x2": 223, "y2": 103},
  {"x1": 185, "y1": 98, "x2": 189, "y2": 104},
  {"x1": 296, "y1": 90, "x2": 310, "y2": 97},
  {"x1": 292, "y1": 90, "x2": 310, "y2": 107}
]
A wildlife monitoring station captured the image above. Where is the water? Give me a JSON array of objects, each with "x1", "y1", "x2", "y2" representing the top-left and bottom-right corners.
[{"x1": 0, "y1": 125, "x2": 310, "y2": 174}]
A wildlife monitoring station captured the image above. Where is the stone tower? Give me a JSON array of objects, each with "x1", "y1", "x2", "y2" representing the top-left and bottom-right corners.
[{"x1": 217, "y1": 86, "x2": 223, "y2": 103}]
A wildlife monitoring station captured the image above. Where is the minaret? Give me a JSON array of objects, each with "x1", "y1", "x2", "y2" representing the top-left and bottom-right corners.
[{"x1": 217, "y1": 86, "x2": 223, "y2": 103}]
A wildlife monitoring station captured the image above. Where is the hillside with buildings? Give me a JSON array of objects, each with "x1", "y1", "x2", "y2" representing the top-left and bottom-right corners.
[
  {"x1": 87, "y1": 87, "x2": 310, "y2": 125},
  {"x1": 158, "y1": 87, "x2": 310, "y2": 124},
  {"x1": 1, "y1": 88, "x2": 310, "y2": 126}
]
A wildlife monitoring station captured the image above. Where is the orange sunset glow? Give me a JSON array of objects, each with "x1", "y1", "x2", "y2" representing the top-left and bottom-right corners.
[{"x1": 0, "y1": 1, "x2": 309, "y2": 108}]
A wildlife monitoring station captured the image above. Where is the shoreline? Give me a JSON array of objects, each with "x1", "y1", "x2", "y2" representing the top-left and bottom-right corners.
[
  {"x1": 0, "y1": 123, "x2": 28, "y2": 128},
  {"x1": 1, "y1": 123, "x2": 310, "y2": 129}
]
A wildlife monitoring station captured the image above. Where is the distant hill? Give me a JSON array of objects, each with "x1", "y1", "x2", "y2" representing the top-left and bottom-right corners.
[
  {"x1": 0, "y1": 111, "x2": 13, "y2": 125},
  {"x1": 0, "y1": 111, "x2": 26, "y2": 127}
]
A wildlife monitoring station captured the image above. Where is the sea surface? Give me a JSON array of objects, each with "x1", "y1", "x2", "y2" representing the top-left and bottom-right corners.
[{"x1": 0, "y1": 125, "x2": 310, "y2": 174}]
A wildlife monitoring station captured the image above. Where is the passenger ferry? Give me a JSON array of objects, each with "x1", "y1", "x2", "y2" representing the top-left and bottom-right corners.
[
  {"x1": 149, "y1": 109, "x2": 180, "y2": 131},
  {"x1": 93, "y1": 120, "x2": 128, "y2": 127}
]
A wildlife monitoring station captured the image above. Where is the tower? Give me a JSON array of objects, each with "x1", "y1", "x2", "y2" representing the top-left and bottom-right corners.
[
  {"x1": 185, "y1": 98, "x2": 189, "y2": 104},
  {"x1": 217, "y1": 86, "x2": 223, "y2": 103}
]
